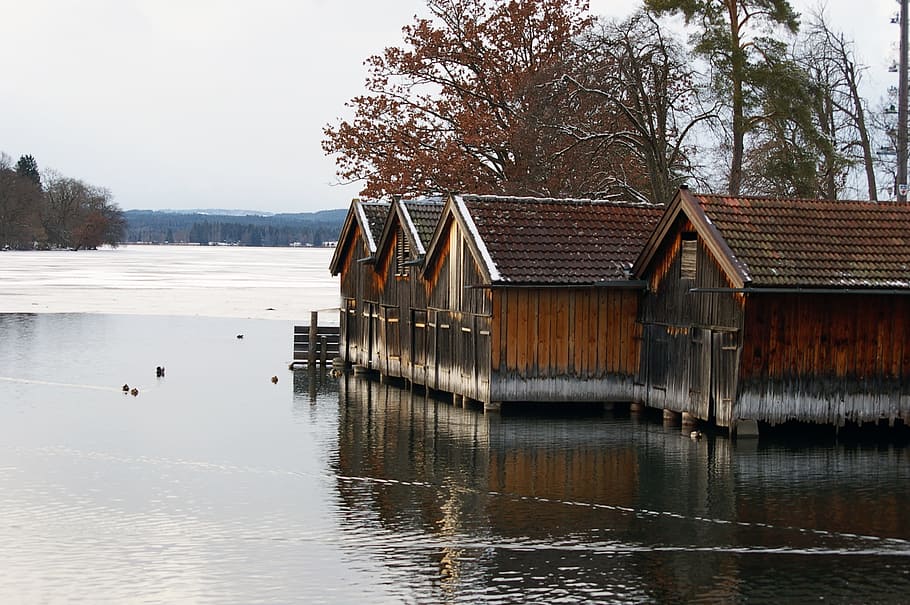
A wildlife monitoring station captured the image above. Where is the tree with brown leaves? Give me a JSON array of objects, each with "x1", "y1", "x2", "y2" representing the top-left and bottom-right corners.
[{"x1": 323, "y1": 0, "x2": 642, "y2": 200}]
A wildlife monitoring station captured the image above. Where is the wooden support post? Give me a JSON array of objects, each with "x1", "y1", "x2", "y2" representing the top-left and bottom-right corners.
[
  {"x1": 681, "y1": 411, "x2": 697, "y2": 426},
  {"x1": 630, "y1": 402, "x2": 645, "y2": 413},
  {"x1": 663, "y1": 409, "x2": 681, "y2": 425},
  {"x1": 308, "y1": 311, "x2": 318, "y2": 368},
  {"x1": 484, "y1": 401, "x2": 501, "y2": 414},
  {"x1": 319, "y1": 335, "x2": 328, "y2": 367},
  {"x1": 734, "y1": 419, "x2": 759, "y2": 438}
]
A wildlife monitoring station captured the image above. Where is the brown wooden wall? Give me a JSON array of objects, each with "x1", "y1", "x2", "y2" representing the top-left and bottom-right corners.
[
  {"x1": 490, "y1": 287, "x2": 641, "y2": 403},
  {"x1": 639, "y1": 217, "x2": 744, "y2": 330},
  {"x1": 737, "y1": 293, "x2": 910, "y2": 425},
  {"x1": 371, "y1": 227, "x2": 435, "y2": 380},
  {"x1": 338, "y1": 224, "x2": 383, "y2": 368},
  {"x1": 420, "y1": 219, "x2": 493, "y2": 402},
  {"x1": 637, "y1": 216, "x2": 745, "y2": 425}
]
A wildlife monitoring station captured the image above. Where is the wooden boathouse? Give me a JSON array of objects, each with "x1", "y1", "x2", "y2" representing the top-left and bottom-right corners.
[
  {"x1": 329, "y1": 198, "x2": 390, "y2": 370},
  {"x1": 369, "y1": 196, "x2": 445, "y2": 380},
  {"x1": 332, "y1": 194, "x2": 663, "y2": 410},
  {"x1": 633, "y1": 186, "x2": 910, "y2": 431}
]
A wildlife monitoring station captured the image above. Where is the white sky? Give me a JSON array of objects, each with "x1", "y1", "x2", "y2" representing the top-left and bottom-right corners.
[{"x1": 0, "y1": 0, "x2": 896, "y2": 213}]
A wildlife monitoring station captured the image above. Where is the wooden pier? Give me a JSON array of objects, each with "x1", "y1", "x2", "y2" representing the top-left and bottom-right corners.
[{"x1": 292, "y1": 310, "x2": 340, "y2": 368}]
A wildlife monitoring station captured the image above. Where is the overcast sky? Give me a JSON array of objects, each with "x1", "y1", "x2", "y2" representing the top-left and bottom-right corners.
[{"x1": 0, "y1": 1, "x2": 895, "y2": 213}]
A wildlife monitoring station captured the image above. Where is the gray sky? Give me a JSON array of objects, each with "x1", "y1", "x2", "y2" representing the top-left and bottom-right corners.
[{"x1": 0, "y1": 1, "x2": 895, "y2": 213}]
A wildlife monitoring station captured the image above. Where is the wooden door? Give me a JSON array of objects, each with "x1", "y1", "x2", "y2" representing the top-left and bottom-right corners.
[
  {"x1": 343, "y1": 298, "x2": 356, "y2": 362},
  {"x1": 710, "y1": 330, "x2": 740, "y2": 428},
  {"x1": 688, "y1": 327, "x2": 710, "y2": 419}
]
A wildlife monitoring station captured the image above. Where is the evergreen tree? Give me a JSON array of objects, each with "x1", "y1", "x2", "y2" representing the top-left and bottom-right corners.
[
  {"x1": 15, "y1": 155, "x2": 41, "y2": 188},
  {"x1": 645, "y1": 0, "x2": 800, "y2": 195}
]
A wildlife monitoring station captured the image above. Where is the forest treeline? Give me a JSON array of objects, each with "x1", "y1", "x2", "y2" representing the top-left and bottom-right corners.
[
  {"x1": 124, "y1": 209, "x2": 346, "y2": 246},
  {"x1": 0, "y1": 147, "x2": 345, "y2": 249},
  {"x1": 0, "y1": 153, "x2": 125, "y2": 250},
  {"x1": 324, "y1": 0, "x2": 899, "y2": 204}
]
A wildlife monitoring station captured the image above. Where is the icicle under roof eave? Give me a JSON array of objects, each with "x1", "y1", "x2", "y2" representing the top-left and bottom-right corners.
[{"x1": 453, "y1": 195, "x2": 501, "y2": 282}]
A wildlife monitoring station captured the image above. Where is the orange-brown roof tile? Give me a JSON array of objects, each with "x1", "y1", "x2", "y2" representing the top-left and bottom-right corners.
[
  {"x1": 461, "y1": 195, "x2": 664, "y2": 284},
  {"x1": 697, "y1": 194, "x2": 910, "y2": 288}
]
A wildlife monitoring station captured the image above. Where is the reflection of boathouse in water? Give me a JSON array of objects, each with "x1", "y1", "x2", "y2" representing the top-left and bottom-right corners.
[
  {"x1": 324, "y1": 374, "x2": 910, "y2": 602},
  {"x1": 330, "y1": 187, "x2": 910, "y2": 433}
]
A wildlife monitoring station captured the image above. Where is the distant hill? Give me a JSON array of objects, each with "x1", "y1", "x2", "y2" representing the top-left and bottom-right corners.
[{"x1": 124, "y1": 208, "x2": 348, "y2": 246}]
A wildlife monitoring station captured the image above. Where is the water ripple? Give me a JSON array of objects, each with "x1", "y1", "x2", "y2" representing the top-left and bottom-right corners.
[{"x1": 6, "y1": 443, "x2": 909, "y2": 557}]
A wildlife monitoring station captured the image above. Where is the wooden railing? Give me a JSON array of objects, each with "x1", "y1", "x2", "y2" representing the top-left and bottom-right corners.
[{"x1": 292, "y1": 310, "x2": 340, "y2": 367}]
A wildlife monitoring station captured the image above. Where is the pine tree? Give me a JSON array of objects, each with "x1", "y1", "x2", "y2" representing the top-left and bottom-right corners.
[
  {"x1": 15, "y1": 155, "x2": 41, "y2": 188},
  {"x1": 645, "y1": 0, "x2": 800, "y2": 195}
]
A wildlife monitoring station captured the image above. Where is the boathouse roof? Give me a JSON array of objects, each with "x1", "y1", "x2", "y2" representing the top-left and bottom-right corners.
[
  {"x1": 635, "y1": 187, "x2": 910, "y2": 289},
  {"x1": 374, "y1": 197, "x2": 445, "y2": 267},
  {"x1": 358, "y1": 201, "x2": 391, "y2": 253},
  {"x1": 329, "y1": 199, "x2": 390, "y2": 275},
  {"x1": 400, "y1": 198, "x2": 445, "y2": 254},
  {"x1": 432, "y1": 195, "x2": 664, "y2": 285}
]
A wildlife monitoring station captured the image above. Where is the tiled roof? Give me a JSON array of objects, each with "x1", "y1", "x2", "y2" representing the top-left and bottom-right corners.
[
  {"x1": 461, "y1": 195, "x2": 664, "y2": 284},
  {"x1": 697, "y1": 194, "x2": 910, "y2": 288},
  {"x1": 359, "y1": 201, "x2": 390, "y2": 253},
  {"x1": 401, "y1": 198, "x2": 444, "y2": 253}
]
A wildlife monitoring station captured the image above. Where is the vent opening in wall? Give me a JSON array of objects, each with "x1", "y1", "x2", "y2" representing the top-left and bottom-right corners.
[
  {"x1": 681, "y1": 232, "x2": 697, "y2": 280},
  {"x1": 395, "y1": 227, "x2": 410, "y2": 277}
]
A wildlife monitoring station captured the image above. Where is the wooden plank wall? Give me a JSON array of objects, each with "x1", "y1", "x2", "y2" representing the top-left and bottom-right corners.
[
  {"x1": 737, "y1": 293, "x2": 910, "y2": 426},
  {"x1": 492, "y1": 287, "x2": 640, "y2": 380},
  {"x1": 637, "y1": 217, "x2": 745, "y2": 424},
  {"x1": 489, "y1": 284, "x2": 642, "y2": 402},
  {"x1": 421, "y1": 219, "x2": 493, "y2": 402},
  {"x1": 338, "y1": 226, "x2": 383, "y2": 368},
  {"x1": 638, "y1": 218, "x2": 744, "y2": 331}
]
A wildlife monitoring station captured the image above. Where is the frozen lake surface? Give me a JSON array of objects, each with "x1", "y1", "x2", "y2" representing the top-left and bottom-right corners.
[
  {"x1": 0, "y1": 245, "x2": 338, "y2": 320},
  {"x1": 1, "y1": 246, "x2": 910, "y2": 603}
]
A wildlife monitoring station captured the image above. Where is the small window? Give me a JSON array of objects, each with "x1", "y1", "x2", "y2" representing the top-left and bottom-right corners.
[
  {"x1": 395, "y1": 227, "x2": 410, "y2": 277},
  {"x1": 680, "y1": 233, "x2": 697, "y2": 280}
]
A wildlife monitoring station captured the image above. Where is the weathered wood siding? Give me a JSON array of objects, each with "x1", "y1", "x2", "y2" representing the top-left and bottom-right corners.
[
  {"x1": 423, "y1": 219, "x2": 493, "y2": 403},
  {"x1": 490, "y1": 287, "x2": 641, "y2": 402},
  {"x1": 338, "y1": 224, "x2": 382, "y2": 368},
  {"x1": 372, "y1": 228, "x2": 433, "y2": 380},
  {"x1": 638, "y1": 217, "x2": 745, "y2": 425},
  {"x1": 737, "y1": 293, "x2": 910, "y2": 426}
]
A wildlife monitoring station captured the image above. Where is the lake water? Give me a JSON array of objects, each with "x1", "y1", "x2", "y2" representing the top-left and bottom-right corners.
[{"x1": 1, "y1": 246, "x2": 909, "y2": 603}]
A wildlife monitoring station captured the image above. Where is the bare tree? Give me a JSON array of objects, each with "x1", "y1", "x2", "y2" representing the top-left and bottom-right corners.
[
  {"x1": 797, "y1": 9, "x2": 877, "y2": 199},
  {"x1": 558, "y1": 12, "x2": 718, "y2": 204},
  {"x1": 43, "y1": 172, "x2": 125, "y2": 249}
]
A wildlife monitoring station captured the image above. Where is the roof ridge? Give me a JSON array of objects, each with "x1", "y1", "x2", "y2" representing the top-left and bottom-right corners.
[
  {"x1": 697, "y1": 193, "x2": 910, "y2": 206},
  {"x1": 461, "y1": 194, "x2": 663, "y2": 207}
]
